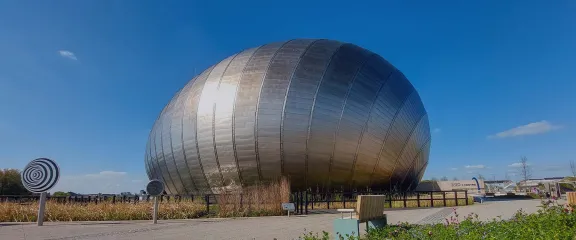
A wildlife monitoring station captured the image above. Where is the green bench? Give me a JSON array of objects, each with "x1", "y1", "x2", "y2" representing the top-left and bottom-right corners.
[{"x1": 333, "y1": 195, "x2": 387, "y2": 239}]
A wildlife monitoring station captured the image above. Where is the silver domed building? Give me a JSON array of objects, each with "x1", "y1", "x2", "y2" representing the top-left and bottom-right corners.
[{"x1": 145, "y1": 39, "x2": 430, "y2": 195}]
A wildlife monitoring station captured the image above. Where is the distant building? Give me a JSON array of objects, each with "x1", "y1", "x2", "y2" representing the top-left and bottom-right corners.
[{"x1": 415, "y1": 180, "x2": 485, "y2": 194}]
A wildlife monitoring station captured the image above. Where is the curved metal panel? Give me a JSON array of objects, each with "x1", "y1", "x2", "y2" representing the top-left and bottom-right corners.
[
  {"x1": 348, "y1": 57, "x2": 396, "y2": 188},
  {"x1": 162, "y1": 89, "x2": 187, "y2": 194},
  {"x1": 197, "y1": 55, "x2": 238, "y2": 194},
  {"x1": 390, "y1": 114, "x2": 429, "y2": 183},
  {"x1": 307, "y1": 44, "x2": 372, "y2": 190},
  {"x1": 182, "y1": 67, "x2": 215, "y2": 194},
  {"x1": 146, "y1": 39, "x2": 431, "y2": 193},
  {"x1": 215, "y1": 48, "x2": 259, "y2": 190},
  {"x1": 282, "y1": 40, "x2": 343, "y2": 190},
  {"x1": 257, "y1": 39, "x2": 316, "y2": 182},
  {"x1": 363, "y1": 71, "x2": 414, "y2": 187},
  {"x1": 170, "y1": 79, "x2": 200, "y2": 194},
  {"x1": 372, "y1": 90, "x2": 425, "y2": 190},
  {"x1": 153, "y1": 120, "x2": 177, "y2": 194},
  {"x1": 387, "y1": 94, "x2": 427, "y2": 184},
  {"x1": 233, "y1": 42, "x2": 284, "y2": 186}
]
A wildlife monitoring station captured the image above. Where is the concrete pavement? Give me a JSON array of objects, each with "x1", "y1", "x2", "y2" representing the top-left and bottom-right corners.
[{"x1": 0, "y1": 199, "x2": 548, "y2": 240}]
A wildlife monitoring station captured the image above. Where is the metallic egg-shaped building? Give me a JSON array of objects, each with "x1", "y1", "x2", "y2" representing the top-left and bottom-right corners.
[{"x1": 145, "y1": 39, "x2": 430, "y2": 194}]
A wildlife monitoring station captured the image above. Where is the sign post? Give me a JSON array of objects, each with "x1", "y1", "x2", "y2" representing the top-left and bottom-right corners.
[
  {"x1": 37, "y1": 192, "x2": 47, "y2": 226},
  {"x1": 21, "y1": 158, "x2": 60, "y2": 226},
  {"x1": 281, "y1": 203, "x2": 295, "y2": 217},
  {"x1": 146, "y1": 180, "x2": 165, "y2": 224}
]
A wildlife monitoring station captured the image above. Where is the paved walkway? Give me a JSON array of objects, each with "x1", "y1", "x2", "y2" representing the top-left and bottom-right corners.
[{"x1": 0, "y1": 199, "x2": 549, "y2": 240}]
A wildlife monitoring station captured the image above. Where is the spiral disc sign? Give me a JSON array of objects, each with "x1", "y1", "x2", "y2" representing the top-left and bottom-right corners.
[{"x1": 22, "y1": 158, "x2": 60, "y2": 193}]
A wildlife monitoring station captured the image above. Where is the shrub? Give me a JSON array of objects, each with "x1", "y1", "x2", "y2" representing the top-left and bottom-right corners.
[{"x1": 299, "y1": 200, "x2": 576, "y2": 239}]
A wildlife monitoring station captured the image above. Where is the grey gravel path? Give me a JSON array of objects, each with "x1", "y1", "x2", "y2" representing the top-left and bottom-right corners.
[{"x1": 0, "y1": 199, "x2": 547, "y2": 240}]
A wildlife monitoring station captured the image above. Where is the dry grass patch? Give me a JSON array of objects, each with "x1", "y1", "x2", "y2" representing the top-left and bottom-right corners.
[{"x1": 0, "y1": 200, "x2": 206, "y2": 222}]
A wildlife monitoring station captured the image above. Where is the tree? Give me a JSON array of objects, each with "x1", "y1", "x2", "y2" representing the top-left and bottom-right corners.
[
  {"x1": 0, "y1": 169, "x2": 30, "y2": 195},
  {"x1": 570, "y1": 160, "x2": 576, "y2": 177},
  {"x1": 453, "y1": 177, "x2": 459, "y2": 181},
  {"x1": 440, "y1": 176, "x2": 448, "y2": 181},
  {"x1": 520, "y1": 156, "x2": 532, "y2": 181},
  {"x1": 477, "y1": 174, "x2": 485, "y2": 180},
  {"x1": 53, "y1": 191, "x2": 70, "y2": 197}
]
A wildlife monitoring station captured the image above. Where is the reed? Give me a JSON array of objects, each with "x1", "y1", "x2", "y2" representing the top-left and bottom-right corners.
[{"x1": 216, "y1": 176, "x2": 291, "y2": 217}]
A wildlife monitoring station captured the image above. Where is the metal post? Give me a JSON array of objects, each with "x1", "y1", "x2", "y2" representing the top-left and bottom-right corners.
[
  {"x1": 417, "y1": 193, "x2": 421, "y2": 207},
  {"x1": 455, "y1": 191, "x2": 458, "y2": 206},
  {"x1": 403, "y1": 192, "x2": 407, "y2": 208},
  {"x1": 37, "y1": 192, "x2": 47, "y2": 226},
  {"x1": 311, "y1": 193, "x2": 314, "y2": 210},
  {"x1": 326, "y1": 193, "x2": 330, "y2": 209},
  {"x1": 443, "y1": 192, "x2": 446, "y2": 206},
  {"x1": 430, "y1": 192, "x2": 434, "y2": 207},
  {"x1": 465, "y1": 191, "x2": 469, "y2": 205},
  {"x1": 153, "y1": 196, "x2": 159, "y2": 224},
  {"x1": 205, "y1": 195, "x2": 210, "y2": 215},
  {"x1": 304, "y1": 191, "x2": 308, "y2": 215}
]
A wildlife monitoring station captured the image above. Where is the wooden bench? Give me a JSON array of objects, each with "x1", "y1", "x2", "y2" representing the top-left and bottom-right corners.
[{"x1": 333, "y1": 195, "x2": 387, "y2": 239}]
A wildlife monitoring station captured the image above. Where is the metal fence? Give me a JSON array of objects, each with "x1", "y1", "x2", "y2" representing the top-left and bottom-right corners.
[
  {"x1": 291, "y1": 190, "x2": 471, "y2": 214},
  {"x1": 1, "y1": 190, "x2": 470, "y2": 216}
]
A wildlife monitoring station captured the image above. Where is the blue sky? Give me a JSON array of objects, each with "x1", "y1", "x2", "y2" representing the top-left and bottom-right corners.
[{"x1": 1, "y1": 1, "x2": 575, "y2": 193}]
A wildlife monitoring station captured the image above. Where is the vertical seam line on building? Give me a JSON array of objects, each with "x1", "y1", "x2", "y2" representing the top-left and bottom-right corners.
[
  {"x1": 409, "y1": 160, "x2": 429, "y2": 190},
  {"x1": 368, "y1": 87, "x2": 416, "y2": 188},
  {"x1": 254, "y1": 40, "x2": 293, "y2": 183},
  {"x1": 179, "y1": 77, "x2": 201, "y2": 194},
  {"x1": 327, "y1": 51, "x2": 374, "y2": 189},
  {"x1": 386, "y1": 108, "x2": 427, "y2": 183},
  {"x1": 399, "y1": 137, "x2": 431, "y2": 188},
  {"x1": 167, "y1": 89, "x2": 189, "y2": 194},
  {"x1": 211, "y1": 54, "x2": 240, "y2": 192},
  {"x1": 303, "y1": 40, "x2": 344, "y2": 191},
  {"x1": 194, "y1": 66, "x2": 218, "y2": 194},
  {"x1": 279, "y1": 39, "x2": 319, "y2": 177},
  {"x1": 153, "y1": 124, "x2": 173, "y2": 194},
  {"x1": 153, "y1": 102, "x2": 175, "y2": 193},
  {"x1": 159, "y1": 112, "x2": 179, "y2": 194},
  {"x1": 231, "y1": 47, "x2": 262, "y2": 188},
  {"x1": 348, "y1": 68, "x2": 396, "y2": 187}
]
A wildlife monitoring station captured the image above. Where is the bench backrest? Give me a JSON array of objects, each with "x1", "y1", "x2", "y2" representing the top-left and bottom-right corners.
[
  {"x1": 568, "y1": 192, "x2": 576, "y2": 205},
  {"x1": 356, "y1": 195, "x2": 386, "y2": 221}
]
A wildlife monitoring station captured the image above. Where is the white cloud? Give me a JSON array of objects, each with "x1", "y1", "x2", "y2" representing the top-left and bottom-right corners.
[
  {"x1": 432, "y1": 128, "x2": 441, "y2": 133},
  {"x1": 58, "y1": 50, "x2": 78, "y2": 60},
  {"x1": 450, "y1": 168, "x2": 458, "y2": 171},
  {"x1": 508, "y1": 163, "x2": 524, "y2": 168},
  {"x1": 85, "y1": 171, "x2": 127, "y2": 177},
  {"x1": 465, "y1": 165, "x2": 486, "y2": 169},
  {"x1": 488, "y1": 120, "x2": 562, "y2": 139}
]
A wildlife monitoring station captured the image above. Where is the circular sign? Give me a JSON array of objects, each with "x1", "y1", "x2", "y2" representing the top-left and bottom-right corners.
[
  {"x1": 21, "y1": 158, "x2": 60, "y2": 193},
  {"x1": 146, "y1": 179, "x2": 164, "y2": 196}
]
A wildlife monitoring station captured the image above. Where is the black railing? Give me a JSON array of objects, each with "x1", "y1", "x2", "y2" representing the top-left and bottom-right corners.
[{"x1": 290, "y1": 190, "x2": 471, "y2": 214}]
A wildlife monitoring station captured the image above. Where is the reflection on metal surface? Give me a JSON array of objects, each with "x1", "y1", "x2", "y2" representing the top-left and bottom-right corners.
[{"x1": 145, "y1": 39, "x2": 430, "y2": 194}]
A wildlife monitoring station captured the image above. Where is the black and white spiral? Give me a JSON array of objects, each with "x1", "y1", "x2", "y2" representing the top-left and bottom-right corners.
[{"x1": 21, "y1": 158, "x2": 60, "y2": 193}]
